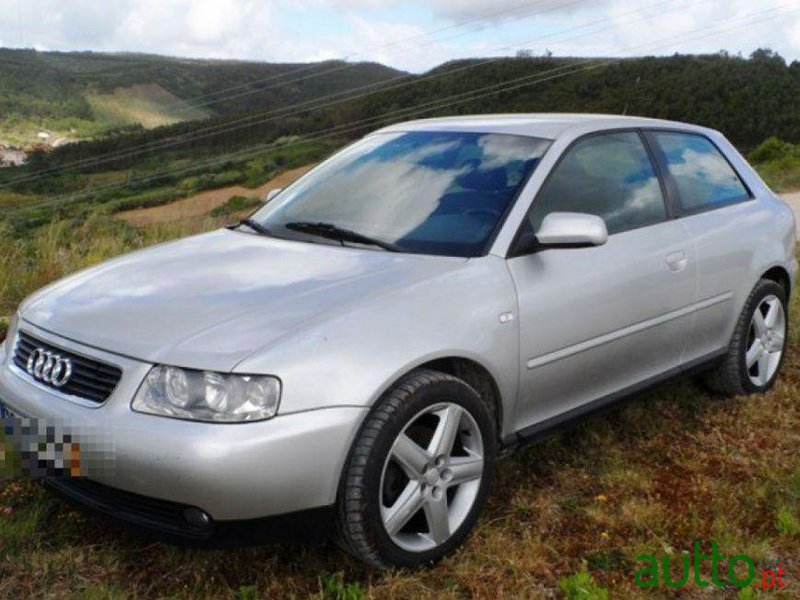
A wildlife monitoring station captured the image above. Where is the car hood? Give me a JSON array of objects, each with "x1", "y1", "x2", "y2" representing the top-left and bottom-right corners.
[{"x1": 22, "y1": 229, "x2": 465, "y2": 371}]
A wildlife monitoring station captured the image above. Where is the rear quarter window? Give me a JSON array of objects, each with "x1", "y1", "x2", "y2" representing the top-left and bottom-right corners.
[{"x1": 654, "y1": 132, "x2": 750, "y2": 212}]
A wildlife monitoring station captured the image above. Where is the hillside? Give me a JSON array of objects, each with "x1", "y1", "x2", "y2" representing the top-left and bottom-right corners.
[
  {"x1": 3, "y1": 49, "x2": 800, "y2": 233},
  {"x1": 345, "y1": 50, "x2": 800, "y2": 149},
  {"x1": 0, "y1": 48, "x2": 404, "y2": 146},
  {"x1": 20, "y1": 49, "x2": 799, "y2": 179}
]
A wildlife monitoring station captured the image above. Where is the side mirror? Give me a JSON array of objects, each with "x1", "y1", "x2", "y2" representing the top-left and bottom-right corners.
[
  {"x1": 535, "y1": 212, "x2": 608, "y2": 248},
  {"x1": 511, "y1": 212, "x2": 608, "y2": 255},
  {"x1": 265, "y1": 188, "x2": 283, "y2": 202}
]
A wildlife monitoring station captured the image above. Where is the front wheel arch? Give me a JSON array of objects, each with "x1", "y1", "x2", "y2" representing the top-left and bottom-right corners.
[{"x1": 761, "y1": 265, "x2": 792, "y2": 299}]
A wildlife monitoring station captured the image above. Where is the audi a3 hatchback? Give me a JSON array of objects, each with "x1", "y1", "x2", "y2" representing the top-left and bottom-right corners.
[{"x1": 0, "y1": 114, "x2": 796, "y2": 568}]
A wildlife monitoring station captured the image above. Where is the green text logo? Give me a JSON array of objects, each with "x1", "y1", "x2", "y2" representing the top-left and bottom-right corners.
[{"x1": 635, "y1": 541, "x2": 787, "y2": 590}]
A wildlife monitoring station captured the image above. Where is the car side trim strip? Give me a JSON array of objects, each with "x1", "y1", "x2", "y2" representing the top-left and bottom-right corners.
[{"x1": 526, "y1": 292, "x2": 733, "y2": 370}]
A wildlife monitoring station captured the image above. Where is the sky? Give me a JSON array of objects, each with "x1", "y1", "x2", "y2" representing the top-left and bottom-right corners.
[{"x1": 0, "y1": 0, "x2": 799, "y2": 72}]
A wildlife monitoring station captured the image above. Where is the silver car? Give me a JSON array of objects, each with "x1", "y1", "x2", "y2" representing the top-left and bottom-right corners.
[{"x1": 0, "y1": 114, "x2": 796, "y2": 568}]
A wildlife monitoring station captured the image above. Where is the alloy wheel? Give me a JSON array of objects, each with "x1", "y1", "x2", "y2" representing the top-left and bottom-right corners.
[
  {"x1": 379, "y1": 402, "x2": 484, "y2": 553},
  {"x1": 745, "y1": 294, "x2": 786, "y2": 387}
]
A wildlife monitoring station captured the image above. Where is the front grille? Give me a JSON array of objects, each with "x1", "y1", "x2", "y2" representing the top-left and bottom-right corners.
[{"x1": 13, "y1": 331, "x2": 122, "y2": 403}]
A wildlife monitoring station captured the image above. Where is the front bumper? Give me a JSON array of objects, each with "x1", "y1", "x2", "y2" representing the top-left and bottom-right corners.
[
  {"x1": 0, "y1": 323, "x2": 367, "y2": 522},
  {"x1": 43, "y1": 477, "x2": 335, "y2": 545}
]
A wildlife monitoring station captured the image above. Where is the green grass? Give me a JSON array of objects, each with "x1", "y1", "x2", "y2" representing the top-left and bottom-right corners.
[{"x1": 559, "y1": 571, "x2": 609, "y2": 600}]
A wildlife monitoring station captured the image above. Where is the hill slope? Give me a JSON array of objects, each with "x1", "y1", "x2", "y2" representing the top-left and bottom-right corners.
[
  {"x1": 0, "y1": 48, "x2": 404, "y2": 146},
  {"x1": 26, "y1": 49, "x2": 800, "y2": 177},
  {"x1": 344, "y1": 50, "x2": 800, "y2": 149}
]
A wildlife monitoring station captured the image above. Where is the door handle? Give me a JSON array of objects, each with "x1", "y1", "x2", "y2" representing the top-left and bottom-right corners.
[{"x1": 666, "y1": 251, "x2": 688, "y2": 272}]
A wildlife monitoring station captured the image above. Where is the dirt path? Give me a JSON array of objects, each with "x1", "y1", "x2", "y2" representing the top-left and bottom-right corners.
[
  {"x1": 782, "y1": 191, "x2": 800, "y2": 222},
  {"x1": 118, "y1": 165, "x2": 314, "y2": 227}
]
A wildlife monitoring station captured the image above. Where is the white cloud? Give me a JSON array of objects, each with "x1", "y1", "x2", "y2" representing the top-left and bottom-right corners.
[
  {"x1": 0, "y1": 0, "x2": 796, "y2": 71},
  {"x1": 327, "y1": 0, "x2": 603, "y2": 23},
  {"x1": 426, "y1": 0, "x2": 602, "y2": 23}
]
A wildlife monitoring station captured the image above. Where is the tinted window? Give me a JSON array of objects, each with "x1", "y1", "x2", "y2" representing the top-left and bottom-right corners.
[
  {"x1": 253, "y1": 131, "x2": 551, "y2": 257},
  {"x1": 654, "y1": 132, "x2": 749, "y2": 211},
  {"x1": 529, "y1": 132, "x2": 666, "y2": 235}
]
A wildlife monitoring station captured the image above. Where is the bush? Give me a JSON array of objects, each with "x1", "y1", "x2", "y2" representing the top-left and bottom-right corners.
[
  {"x1": 209, "y1": 195, "x2": 263, "y2": 218},
  {"x1": 191, "y1": 170, "x2": 247, "y2": 192},
  {"x1": 107, "y1": 188, "x2": 184, "y2": 213},
  {"x1": 749, "y1": 137, "x2": 800, "y2": 163}
]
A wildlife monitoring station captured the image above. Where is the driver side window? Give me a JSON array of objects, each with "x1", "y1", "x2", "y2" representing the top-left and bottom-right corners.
[{"x1": 529, "y1": 132, "x2": 667, "y2": 235}]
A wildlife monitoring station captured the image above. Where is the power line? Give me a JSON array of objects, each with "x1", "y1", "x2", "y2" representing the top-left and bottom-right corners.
[
  {"x1": 2, "y1": 0, "x2": 605, "y2": 184},
  {"x1": 162, "y1": 0, "x2": 592, "y2": 116},
  {"x1": 119, "y1": 0, "x2": 576, "y2": 117}
]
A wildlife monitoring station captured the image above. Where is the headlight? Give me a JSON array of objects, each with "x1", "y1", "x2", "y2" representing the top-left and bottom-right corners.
[
  {"x1": 132, "y1": 366, "x2": 281, "y2": 423},
  {"x1": 2, "y1": 312, "x2": 19, "y2": 355}
]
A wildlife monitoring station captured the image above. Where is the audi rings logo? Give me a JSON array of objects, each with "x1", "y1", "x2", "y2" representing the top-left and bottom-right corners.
[{"x1": 26, "y1": 348, "x2": 73, "y2": 388}]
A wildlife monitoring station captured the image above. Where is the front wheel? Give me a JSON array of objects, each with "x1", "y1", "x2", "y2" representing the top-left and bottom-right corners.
[
  {"x1": 704, "y1": 279, "x2": 788, "y2": 396},
  {"x1": 335, "y1": 370, "x2": 496, "y2": 568}
]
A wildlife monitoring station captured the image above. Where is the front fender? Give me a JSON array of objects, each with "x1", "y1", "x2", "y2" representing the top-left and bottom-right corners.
[{"x1": 233, "y1": 256, "x2": 520, "y2": 436}]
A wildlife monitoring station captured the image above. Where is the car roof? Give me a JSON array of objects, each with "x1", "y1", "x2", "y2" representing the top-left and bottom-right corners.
[{"x1": 376, "y1": 113, "x2": 717, "y2": 141}]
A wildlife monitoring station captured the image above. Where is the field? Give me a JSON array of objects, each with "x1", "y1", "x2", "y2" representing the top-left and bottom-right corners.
[
  {"x1": 0, "y1": 135, "x2": 799, "y2": 599},
  {"x1": 117, "y1": 165, "x2": 314, "y2": 227}
]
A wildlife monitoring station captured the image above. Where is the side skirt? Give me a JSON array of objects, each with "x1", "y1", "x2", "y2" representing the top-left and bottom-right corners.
[{"x1": 501, "y1": 350, "x2": 727, "y2": 451}]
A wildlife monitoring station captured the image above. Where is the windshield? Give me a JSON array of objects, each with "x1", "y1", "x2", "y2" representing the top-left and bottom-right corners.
[{"x1": 252, "y1": 131, "x2": 551, "y2": 257}]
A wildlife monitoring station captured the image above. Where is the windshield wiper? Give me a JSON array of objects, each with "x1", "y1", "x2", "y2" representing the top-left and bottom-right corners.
[
  {"x1": 285, "y1": 221, "x2": 400, "y2": 252},
  {"x1": 233, "y1": 218, "x2": 274, "y2": 237}
]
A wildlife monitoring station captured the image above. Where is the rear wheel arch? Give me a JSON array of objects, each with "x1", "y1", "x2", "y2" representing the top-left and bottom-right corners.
[{"x1": 704, "y1": 277, "x2": 788, "y2": 396}]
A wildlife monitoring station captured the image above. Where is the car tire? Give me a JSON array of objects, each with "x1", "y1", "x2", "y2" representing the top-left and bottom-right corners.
[
  {"x1": 704, "y1": 279, "x2": 789, "y2": 396},
  {"x1": 335, "y1": 369, "x2": 496, "y2": 569}
]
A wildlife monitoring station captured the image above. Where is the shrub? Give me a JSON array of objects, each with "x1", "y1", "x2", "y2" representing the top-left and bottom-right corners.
[
  {"x1": 749, "y1": 137, "x2": 800, "y2": 163},
  {"x1": 209, "y1": 195, "x2": 263, "y2": 218},
  {"x1": 106, "y1": 188, "x2": 184, "y2": 213}
]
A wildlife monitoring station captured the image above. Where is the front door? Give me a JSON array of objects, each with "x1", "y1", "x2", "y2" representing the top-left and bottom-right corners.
[{"x1": 507, "y1": 131, "x2": 697, "y2": 434}]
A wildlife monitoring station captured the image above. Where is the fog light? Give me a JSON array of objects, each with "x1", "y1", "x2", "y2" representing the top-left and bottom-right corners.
[{"x1": 183, "y1": 507, "x2": 212, "y2": 529}]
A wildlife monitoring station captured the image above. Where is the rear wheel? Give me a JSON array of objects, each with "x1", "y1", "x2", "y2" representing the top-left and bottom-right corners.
[
  {"x1": 335, "y1": 370, "x2": 495, "y2": 568},
  {"x1": 704, "y1": 279, "x2": 788, "y2": 396}
]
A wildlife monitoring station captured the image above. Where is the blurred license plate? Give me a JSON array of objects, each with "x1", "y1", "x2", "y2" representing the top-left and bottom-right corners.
[{"x1": 0, "y1": 400, "x2": 16, "y2": 419}]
